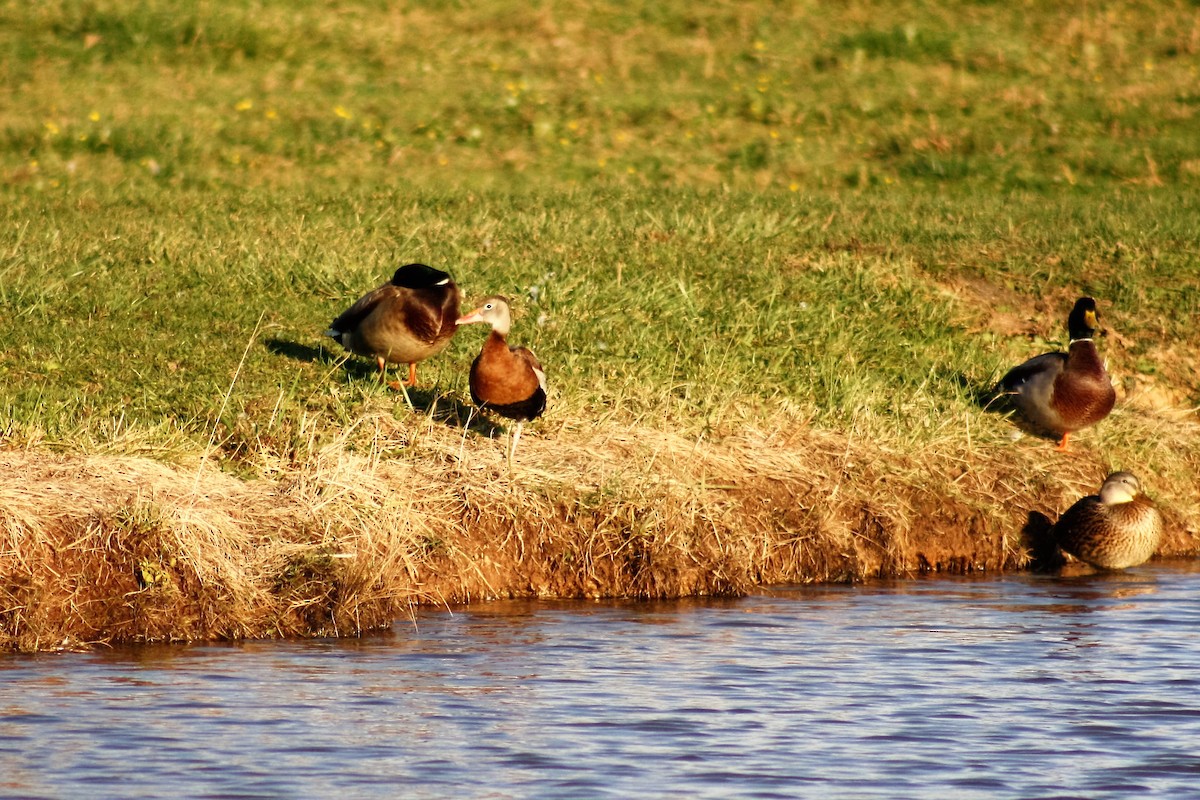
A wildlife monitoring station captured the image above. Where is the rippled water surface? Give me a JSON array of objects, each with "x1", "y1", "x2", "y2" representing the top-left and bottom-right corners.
[{"x1": 4, "y1": 561, "x2": 1200, "y2": 799}]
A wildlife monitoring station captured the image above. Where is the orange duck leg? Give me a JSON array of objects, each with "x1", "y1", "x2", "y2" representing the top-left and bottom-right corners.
[{"x1": 384, "y1": 362, "x2": 419, "y2": 390}]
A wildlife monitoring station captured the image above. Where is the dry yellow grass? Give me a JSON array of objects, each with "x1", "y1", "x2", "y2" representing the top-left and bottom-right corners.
[{"x1": 4, "y1": 399, "x2": 1197, "y2": 652}]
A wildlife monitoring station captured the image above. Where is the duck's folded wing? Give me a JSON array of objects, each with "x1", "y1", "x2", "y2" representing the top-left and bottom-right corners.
[
  {"x1": 400, "y1": 297, "x2": 446, "y2": 344},
  {"x1": 328, "y1": 285, "x2": 394, "y2": 334},
  {"x1": 514, "y1": 347, "x2": 546, "y2": 391},
  {"x1": 999, "y1": 352, "x2": 1066, "y2": 391}
]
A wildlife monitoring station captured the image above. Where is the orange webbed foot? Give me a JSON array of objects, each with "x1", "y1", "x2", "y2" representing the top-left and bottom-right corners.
[{"x1": 388, "y1": 363, "x2": 418, "y2": 390}]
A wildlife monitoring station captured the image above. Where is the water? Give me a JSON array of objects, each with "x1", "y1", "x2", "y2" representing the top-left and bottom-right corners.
[{"x1": 3, "y1": 561, "x2": 1200, "y2": 799}]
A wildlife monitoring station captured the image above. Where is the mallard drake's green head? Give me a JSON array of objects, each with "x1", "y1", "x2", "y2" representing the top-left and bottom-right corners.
[{"x1": 1066, "y1": 296, "x2": 1103, "y2": 342}]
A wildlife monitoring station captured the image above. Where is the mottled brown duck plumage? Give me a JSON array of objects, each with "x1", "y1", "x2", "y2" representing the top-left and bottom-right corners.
[
  {"x1": 999, "y1": 296, "x2": 1116, "y2": 450},
  {"x1": 1053, "y1": 471, "x2": 1163, "y2": 570},
  {"x1": 326, "y1": 263, "x2": 460, "y2": 388}
]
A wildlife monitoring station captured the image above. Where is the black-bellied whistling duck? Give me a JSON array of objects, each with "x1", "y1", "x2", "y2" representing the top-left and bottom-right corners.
[
  {"x1": 455, "y1": 296, "x2": 546, "y2": 469},
  {"x1": 998, "y1": 296, "x2": 1116, "y2": 451},
  {"x1": 326, "y1": 263, "x2": 460, "y2": 389},
  {"x1": 1052, "y1": 471, "x2": 1163, "y2": 569}
]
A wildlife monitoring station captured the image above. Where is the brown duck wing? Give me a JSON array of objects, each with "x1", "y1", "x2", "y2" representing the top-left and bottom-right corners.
[
  {"x1": 329, "y1": 284, "x2": 397, "y2": 334},
  {"x1": 513, "y1": 346, "x2": 546, "y2": 389},
  {"x1": 1052, "y1": 495, "x2": 1102, "y2": 556},
  {"x1": 999, "y1": 352, "x2": 1066, "y2": 392},
  {"x1": 509, "y1": 345, "x2": 547, "y2": 421},
  {"x1": 399, "y1": 293, "x2": 446, "y2": 345}
]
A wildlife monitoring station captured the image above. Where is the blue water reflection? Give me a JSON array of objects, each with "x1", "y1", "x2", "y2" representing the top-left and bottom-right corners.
[{"x1": 3, "y1": 561, "x2": 1200, "y2": 799}]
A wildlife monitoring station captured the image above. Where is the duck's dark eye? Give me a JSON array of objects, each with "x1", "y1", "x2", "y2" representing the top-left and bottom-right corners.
[{"x1": 485, "y1": 303, "x2": 494, "y2": 310}]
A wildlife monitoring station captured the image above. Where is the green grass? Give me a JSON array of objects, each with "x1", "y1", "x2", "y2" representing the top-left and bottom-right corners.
[{"x1": 1, "y1": 0, "x2": 1198, "y2": 468}]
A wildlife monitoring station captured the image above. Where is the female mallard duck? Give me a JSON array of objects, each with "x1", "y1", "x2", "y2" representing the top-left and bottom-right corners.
[
  {"x1": 326, "y1": 263, "x2": 460, "y2": 388},
  {"x1": 999, "y1": 296, "x2": 1116, "y2": 451},
  {"x1": 1052, "y1": 471, "x2": 1163, "y2": 569},
  {"x1": 455, "y1": 296, "x2": 546, "y2": 469}
]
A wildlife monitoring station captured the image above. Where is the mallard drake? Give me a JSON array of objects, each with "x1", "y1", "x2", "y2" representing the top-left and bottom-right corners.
[
  {"x1": 1052, "y1": 471, "x2": 1163, "y2": 569},
  {"x1": 998, "y1": 296, "x2": 1116, "y2": 450},
  {"x1": 455, "y1": 296, "x2": 546, "y2": 469},
  {"x1": 326, "y1": 263, "x2": 460, "y2": 388}
]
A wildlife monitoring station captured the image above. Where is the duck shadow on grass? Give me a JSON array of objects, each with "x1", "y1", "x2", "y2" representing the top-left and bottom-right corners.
[
  {"x1": 945, "y1": 369, "x2": 1009, "y2": 414},
  {"x1": 265, "y1": 337, "x2": 378, "y2": 382},
  {"x1": 945, "y1": 369, "x2": 1059, "y2": 444},
  {"x1": 264, "y1": 337, "x2": 501, "y2": 437},
  {"x1": 938, "y1": 369, "x2": 1068, "y2": 568}
]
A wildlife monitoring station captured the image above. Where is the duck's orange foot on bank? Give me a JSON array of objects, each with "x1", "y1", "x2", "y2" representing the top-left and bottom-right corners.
[{"x1": 387, "y1": 363, "x2": 418, "y2": 390}]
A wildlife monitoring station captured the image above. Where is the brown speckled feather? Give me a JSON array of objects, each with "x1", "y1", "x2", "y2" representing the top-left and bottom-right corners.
[
  {"x1": 330, "y1": 284, "x2": 390, "y2": 335},
  {"x1": 1054, "y1": 493, "x2": 1163, "y2": 570}
]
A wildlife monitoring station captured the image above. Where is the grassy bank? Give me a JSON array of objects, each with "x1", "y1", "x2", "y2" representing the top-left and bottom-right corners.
[{"x1": 1, "y1": 0, "x2": 1199, "y2": 650}]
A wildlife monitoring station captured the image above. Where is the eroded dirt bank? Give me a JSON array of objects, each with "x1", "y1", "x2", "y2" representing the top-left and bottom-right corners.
[{"x1": 2, "y1": 418, "x2": 1197, "y2": 651}]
